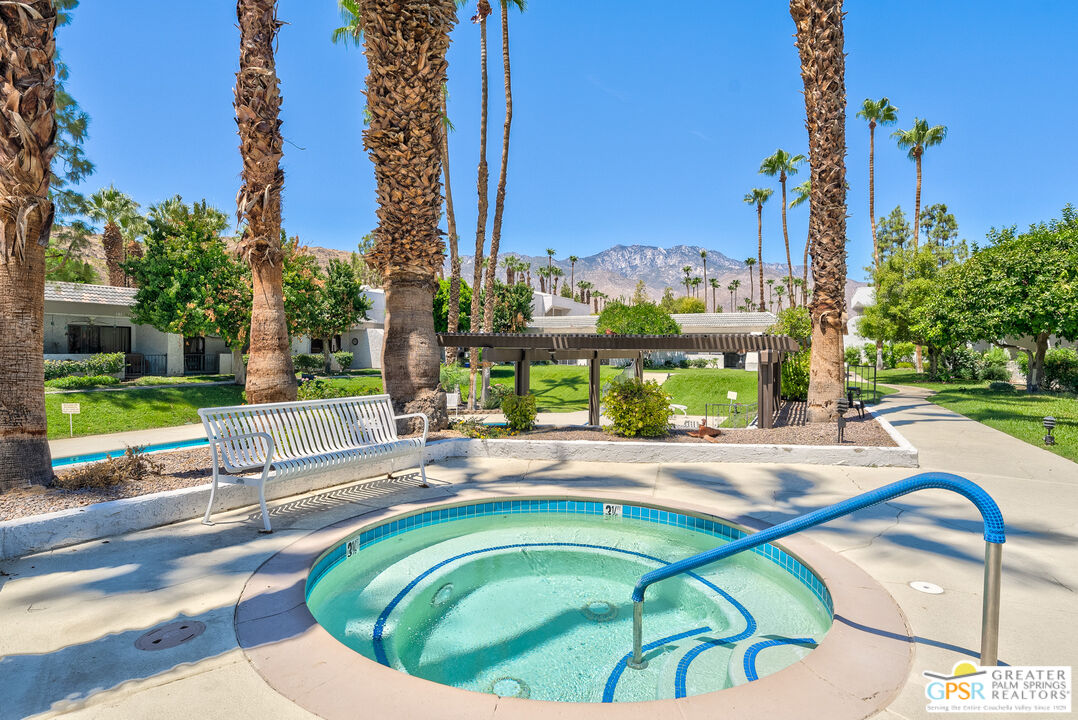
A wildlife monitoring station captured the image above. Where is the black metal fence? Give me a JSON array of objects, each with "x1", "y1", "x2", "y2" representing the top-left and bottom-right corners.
[
  {"x1": 125, "y1": 353, "x2": 168, "y2": 378},
  {"x1": 845, "y1": 363, "x2": 880, "y2": 404},
  {"x1": 184, "y1": 353, "x2": 219, "y2": 375}
]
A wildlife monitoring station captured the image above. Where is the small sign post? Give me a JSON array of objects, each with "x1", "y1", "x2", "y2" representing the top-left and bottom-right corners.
[{"x1": 61, "y1": 402, "x2": 80, "y2": 437}]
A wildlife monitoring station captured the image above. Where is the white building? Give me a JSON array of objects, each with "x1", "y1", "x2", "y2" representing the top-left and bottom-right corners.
[
  {"x1": 844, "y1": 286, "x2": 875, "y2": 350},
  {"x1": 531, "y1": 291, "x2": 593, "y2": 317}
]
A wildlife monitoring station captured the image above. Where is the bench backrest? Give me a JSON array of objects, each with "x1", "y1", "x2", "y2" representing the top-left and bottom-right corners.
[{"x1": 198, "y1": 394, "x2": 399, "y2": 471}]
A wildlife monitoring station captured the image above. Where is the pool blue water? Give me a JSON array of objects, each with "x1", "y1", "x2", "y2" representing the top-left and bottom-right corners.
[
  {"x1": 306, "y1": 501, "x2": 832, "y2": 703},
  {"x1": 51, "y1": 437, "x2": 209, "y2": 468}
]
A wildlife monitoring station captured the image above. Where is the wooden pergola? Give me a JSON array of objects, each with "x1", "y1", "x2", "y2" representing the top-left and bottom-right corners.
[{"x1": 437, "y1": 333, "x2": 801, "y2": 429}]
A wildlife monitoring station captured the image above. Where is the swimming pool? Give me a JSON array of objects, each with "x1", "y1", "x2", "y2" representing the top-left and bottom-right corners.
[
  {"x1": 51, "y1": 437, "x2": 210, "y2": 468},
  {"x1": 305, "y1": 498, "x2": 833, "y2": 703}
]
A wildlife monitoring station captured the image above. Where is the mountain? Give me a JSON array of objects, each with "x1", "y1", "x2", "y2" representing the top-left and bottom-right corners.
[{"x1": 446, "y1": 244, "x2": 865, "y2": 309}]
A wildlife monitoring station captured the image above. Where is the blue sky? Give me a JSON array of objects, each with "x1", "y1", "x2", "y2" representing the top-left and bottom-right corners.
[{"x1": 61, "y1": 1, "x2": 1077, "y2": 281}]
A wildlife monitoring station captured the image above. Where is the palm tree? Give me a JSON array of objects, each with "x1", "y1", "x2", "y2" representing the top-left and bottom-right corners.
[
  {"x1": 744, "y1": 257, "x2": 756, "y2": 309},
  {"x1": 545, "y1": 247, "x2": 555, "y2": 275},
  {"x1": 86, "y1": 186, "x2": 142, "y2": 287},
  {"x1": 759, "y1": 149, "x2": 805, "y2": 307},
  {"x1": 730, "y1": 279, "x2": 741, "y2": 309},
  {"x1": 235, "y1": 0, "x2": 296, "y2": 405},
  {"x1": 709, "y1": 278, "x2": 720, "y2": 313},
  {"x1": 788, "y1": 179, "x2": 812, "y2": 306},
  {"x1": 362, "y1": 0, "x2": 456, "y2": 425},
  {"x1": 441, "y1": 86, "x2": 463, "y2": 358},
  {"x1": 766, "y1": 278, "x2": 775, "y2": 311},
  {"x1": 537, "y1": 264, "x2": 550, "y2": 293},
  {"x1": 523, "y1": 262, "x2": 531, "y2": 288},
  {"x1": 744, "y1": 187, "x2": 773, "y2": 310},
  {"x1": 792, "y1": 277, "x2": 804, "y2": 307},
  {"x1": 856, "y1": 97, "x2": 898, "y2": 273},
  {"x1": 690, "y1": 277, "x2": 702, "y2": 298},
  {"x1": 551, "y1": 266, "x2": 563, "y2": 294},
  {"x1": 0, "y1": 0, "x2": 57, "y2": 490},
  {"x1": 893, "y1": 118, "x2": 946, "y2": 251},
  {"x1": 775, "y1": 283, "x2": 786, "y2": 311},
  {"x1": 502, "y1": 256, "x2": 514, "y2": 283},
  {"x1": 568, "y1": 254, "x2": 578, "y2": 292},
  {"x1": 481, "y1": 0, "x2": 525, "y2": 350},
  {"x1": 792, "y1": 0, "x2": 849, "y2": 422},
  {"x1": 468, "y1": 0, "x2": 492, "y2": 408},
  {"x1": 699, "y1": 249, "x2": 708, "y2": 311}
]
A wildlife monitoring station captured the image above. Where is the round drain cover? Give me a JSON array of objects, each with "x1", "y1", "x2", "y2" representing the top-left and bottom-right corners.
[
  {"x1": 909, "y1": 581, "x2": 944, "y2": 595},
  {"x1": 135, "y1": 620, "x2": 206, "y2": 651},
  {"x1": 489, "y1": 676, "x2": 530, "y2": 699},
  {"x1": 581, "y1": 600, "x2": 618, "y2": 622},
  {"x1": 431, "y1": 583, "x2": 454, "y2": 606}
]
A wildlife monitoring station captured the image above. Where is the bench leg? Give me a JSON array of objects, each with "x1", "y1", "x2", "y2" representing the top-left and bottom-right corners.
[
  {"x1": 202, "y1": 474, "x2": 218, "y2": 526},
  {"x1": 257, "y1": 480, "x2": 273, "y2": 533},
  {"x1": 419, "y1": 453, "x2": 429, "y2": 488}
]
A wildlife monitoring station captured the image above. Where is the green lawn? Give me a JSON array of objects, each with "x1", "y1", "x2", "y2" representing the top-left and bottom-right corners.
[
  {"x1": 659, "y1": 368, "x2": 758, "y2": 415},
  {"x1": 483, "y1": 364, "x2": 623, "y2": 412},
  {"x1": 876, "y1": 368, "x2": 989, "y2": 391}
]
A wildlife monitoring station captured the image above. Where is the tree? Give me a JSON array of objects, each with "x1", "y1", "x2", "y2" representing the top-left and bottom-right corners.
[
  {"x1": 0, "y1": 0, "x2": 57, "y2": 491},
  {"x1": 434, "y1": 277, "x2": 473, "y2": 333},
  {"x1": 744, "y1": 187, "x2": 773, "y2": 309},
  {"x1": 788, "y1": 179, "x2": 811, "y2": 306},
  {"x1": 596, "y1": 301, "x2": 681, "y2": 335},
  {"x1": 440, "y1": 85, "x2": 462, "y2": 363},
  {"x1": 893, "y1": 118, "x2": 947, "y2": 250},
  {"x1": 235, "y1": 0, "x2": 295, "y2": 404},
  {"x1": 760, "y1": 148, "x2": 805, "y2": 306},
  {"x1": 877, "y1": 206, "x2": 911, "y2": 260},
  {"x1": 568, "y1": 254, "x2": 578, "y2": 292},
  {"x1": 127, "y1": 200, "x2": 251, "y2": 385},
  {"x1": 659, "y1": 287, "x2": 677, "y2": 312},
  {"x1": 550, "y1": 265, "x2": 563, "y2": 295},
  {"x1": 671, "y1": 296, "x2": 705, "y2": 314},
  {"x1": 917, "y1": 207, "x2": 1078, "y2": 390},
  {"x1": 730, "y1": 279, "x2": 741, "y2": 311},
  {"x1": 710, "y1": 277, "x2": 720, "y2": 313},
  {"x1": 362, "y1": 0, "x2": 456, "y2": 428},
  {"x1": 631, "y1": 279, "x2": 648, "y2": 305},
  {"x1": 699, "y1": 249, "x2": 708, "y2": 311},
  {"x1": 86, "y1": 186, "x2": 142, "y2": 287},
  {"x1": 467, "y1": 0, "x2": 492, "y2": 409},
  {"x1": 51, "y1": 0, "x2": 94, "y2": 225},
  {"x1": 744, "y1": 257, "x2": 757, "y2": 309},
  {"x1": 919, "y1": 203, "x2": 965, "y2": 261},
  {"x1": 766, "y1": 278, "x2": 775, "y2": 311},
  {"x1": 46, "y1": 221, "x2": 98, "y2": 284},
  {"x1": 856, "y1": 98, "x2": 898, "y2": 273},
  {"x1": 288, "y1": 257, "x2": 372, "y2": 373},
  {"x1": 682, "y1": 265, "x2": 692, "y2": 296},
  {"x1": 775, "y1": 283, "x2": 786, "y2": 310}
]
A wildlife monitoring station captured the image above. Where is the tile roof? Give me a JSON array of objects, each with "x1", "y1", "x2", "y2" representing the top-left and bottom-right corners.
[{"x1": 45, "y1": 281, "x2": 137, "y2": 307}]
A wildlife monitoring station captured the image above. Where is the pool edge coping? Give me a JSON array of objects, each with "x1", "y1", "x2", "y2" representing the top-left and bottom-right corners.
[{"x1": 235, "y1": 489, "x2": 914, "y2": 720}]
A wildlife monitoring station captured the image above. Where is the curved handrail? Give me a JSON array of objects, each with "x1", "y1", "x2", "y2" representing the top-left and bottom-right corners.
[{"x1": 628, "y1": 472, "x2": 1005, "y2": 669}]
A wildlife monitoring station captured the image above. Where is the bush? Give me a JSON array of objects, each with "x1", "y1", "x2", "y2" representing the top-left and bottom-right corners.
[
  {"x1": 1044, "y1": 347, "x2": 1078, "y2": 393},
  {"x1": 980, "y1": 364, "x2": 1011, "y2": 382},
  {"x1": 602, "y1": 378, "x2": 672, "y2": 437},
  {"x1": 292, "y1": 353, "x2": 323, "y2": 373},
  {"x1": 596, "y1": 300, "x2": 680, "y2": 335},
  {"x1": 44, "y1": 352, "x2": 125, "y2": 380},
  {"x1": 45, "y1": 374, "x2": 121, "y2": 390},
  {"x1": 892, "y1": 342, "x2": 916, "y2": 364},
  {"x1": 500, "y1": 392, "x2": 537, "y2": 432},
  {"x1": 333, "y1": 351, "x2": 354, "y2": 370},
  {"x1": 863, "y1": 342, "x2": 879, "y2": 365},
  {"x1": 55, "y1": 446, "x2": 161, "y2": 489},
  {"x1": 482, "y1": 381, "x2": 511, "y2": 410},
  {"x1": 451, "y1": 417, "x2": 509, "y2": 439},
  {"x1": 844, "y1": 347, "x2": 862, "y2": 366},
  {"x1": 296, "y1": 378, "x2": 348, "y2": 400},
  {"x1": 676, "y1": 358, "x2": 689, "y2": 369},
  {"x1": 781, "y1": 351, "x2": 810, "y2": 400},
  {"x1": 940, "y1": 346, "x2": 982, "y2": 381},
  {"x1": 1016, "y1": 352, "x2": 1029, "y2": 376},
  {"x1": 982, "y1": 346, "x2": 1010, "y2": 370},
  {"x1": 896, "y1": 361, "x2": 914, "y2": 369},
  {"x1": 559, "y1": 283, "x2": 573, "y2": 299},
  {"x1": 440, "y1": 362, "x2": 468, "y2": 393},
  {"x1": 768, "y1": 306, "x2": 811, "y2": 344},
  {"x1": 688, "y1": 358, "x2": 709, "y2": 368},
  {"x1": 988, "y1": 381, "x2": 1016, "y2": 392}
]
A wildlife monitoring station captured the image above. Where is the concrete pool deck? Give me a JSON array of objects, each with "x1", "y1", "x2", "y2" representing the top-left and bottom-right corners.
[{"x1": 3, "y1": 386, "x2": 1076, "y2": 719}]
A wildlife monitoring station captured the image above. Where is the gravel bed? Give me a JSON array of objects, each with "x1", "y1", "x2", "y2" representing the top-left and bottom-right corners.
[{"x1": 0, "y1": 408, "x2": 892, "y2": 522}]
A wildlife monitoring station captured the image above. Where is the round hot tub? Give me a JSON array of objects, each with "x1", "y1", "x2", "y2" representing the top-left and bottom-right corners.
[{"x1": 304, "y1": 498, "x2": 833, "y2": 703}]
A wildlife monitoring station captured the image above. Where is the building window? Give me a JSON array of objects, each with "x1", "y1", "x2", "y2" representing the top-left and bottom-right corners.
[
  {"x1": 310, "y1": 335, "x2": 342, "y2": 354},
  {"x1": 67, "y1": 324, "x2": 131, "y2": 354}
]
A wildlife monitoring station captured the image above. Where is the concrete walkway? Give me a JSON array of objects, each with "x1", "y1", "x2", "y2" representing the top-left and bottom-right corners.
[
  {"x1": 4, "y1": 386, "x2": 1076, "y2": 719},
  {"x1": 50, "y1": 423, "x2": 207, "y2": 460}
]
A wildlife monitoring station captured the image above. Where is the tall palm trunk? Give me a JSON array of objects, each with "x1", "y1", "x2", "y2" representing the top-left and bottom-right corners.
[
  {"x1": 481, "y1": 0, "x2": 514, "y2": 383},
  {"x1": 363, "y1": 0, "x2": 456, "y2": 429},
  {"x1": 701, "y1": 259, "x2": 707, "y2": 312},
  {"x1": 0, "y1": 0, "x2": 57, "y2": 491},
  {"x1": 868, "y1": 120, "x2": 884, "y2": 370},
  {"x1": 912, "y1": 149, "x2": 924, "y2": 371},
  {"x1": 102, "y1": 221, "x2": 125, "y2": 286},
  {"x1": 779, "y1": 172, "x2": 795, "y2": 307},
  {"x1": 468, "y1": 0, "x2": 491, "y2": 410},
  {"x1": 235, "y1": 0, "x2": 296, "y2": 405},
  {"x1": 756, "y1": 204, "x2": 765, "y2": 309},
  {"x1": 792, "y1": 0, "x2": 848, "y2": 423},
  {"x1": 442, "y1": 91, "x2": 462, "y2": 364},
  {"x1": 747, "y1": 267, "x2": 754, "y2": 309}
]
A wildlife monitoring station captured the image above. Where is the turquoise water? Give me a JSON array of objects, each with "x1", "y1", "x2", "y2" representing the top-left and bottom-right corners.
[
  {"x1": 306, "y1": 507, "x2": 832, "y2": 703},
  {"x1": 51, "y1": 437, "x2": 209, "y2": 468}
]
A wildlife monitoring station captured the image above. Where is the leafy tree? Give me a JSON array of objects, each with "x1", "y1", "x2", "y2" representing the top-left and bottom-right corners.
[
  {"x1": 659, "y1": 287, "x2": 677, "y2": 312},
  {"x1": 670, "y1": 296, "x2": 705, "y2": 314},
  {"x1": 350, "y1": 233, "x2": 382, "y2": 287},
  {"x1": 51, "y1": 0, "x2": 94, "y2": 223},
  {"x1": 559, "y1": 282, "x2": 573, "y2": 299},
  {"x1": 433, "y1": 278, "x2": 530, "y2": 333},
  {"x1": 631, "y1": 279, "x2": 649, "y2": 305},
  {"x1": 46, "y1": 221, "x2": 98, "y2": 283},
  {"x1": 919, "y1": 203, "x2": 966, "y2": 263},
  {"x1": 917, "y1": 206, "x2": 1078, "y2": 390},
  {"x1": 596, "y1": 301, "x2": 680, "y2": 335},
  {"x1": 876, "y1": 206, "x2": 912, "y2": 260},
  {"x1": 434, "y1": 277, "x2": 473, "y2": 333},
  {"x1": 768, "y1": 306, "x2": 812, "y2": 399}
]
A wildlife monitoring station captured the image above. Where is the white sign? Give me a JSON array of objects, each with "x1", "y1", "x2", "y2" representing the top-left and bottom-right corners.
[
  {"x1": 726, "y1": 391, "x2": 738, "y2": 401},
  {"x1": 603, "y1": 503, "x2": 623, "y2": 518},
  {"x1": 61, "y1": 403, "x2": 80, "y2": 414}
]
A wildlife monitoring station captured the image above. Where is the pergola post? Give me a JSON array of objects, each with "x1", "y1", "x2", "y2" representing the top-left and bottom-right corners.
[
  {"x1": 758, "y1": 349, "x2": 774, "y2": 429},
  {"x1": 514, "y1": 358, "x2": 530, "y2": 397},
  {"x1": 635, "y1": 351, "x2": 644, "y2": 382},
  {"x1": 588, "y1": 356, "x2": 601, "y2": 426}
]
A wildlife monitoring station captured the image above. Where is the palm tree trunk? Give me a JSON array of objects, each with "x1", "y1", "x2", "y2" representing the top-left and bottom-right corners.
[
  {"x1": 484, "y1": 0, "x2": 513, "y2": 341},
  {"x1": 102, "y1": 222, "x2": 126, "y2": 287},
  {"x1": 757, "y1": 205, "x2": 766, "y2": 309},
  {"x1": 792, "y1": 0, "x2": 849, "y2": 424},
  {"x1": 780, "y1": 175, "x2": 795, "y2": 307},
  {"x1": 362, "y1": 0, "x2": 456, "y2": 429},
  {"x1": 443, "y1": 92, "x2": 462, "y2": 364},
  {"x1": 913, "y1": 152, "x2": 922, "y2": 250},
  {"x1": 869, "y1": 123, "x2": 878, "y2": 270},
  {"x1": 236, "y1": 0, "x2": 296, "y2": 405},
  {"x1": 0, "y1": 0, "x2": 57, "y2": 491},
  {"x1": 748, "y1": 268, "x2": 754, "y2": 309},
  {"x1": 702, "y1": 260, "x2": 707, "y2": 312},
  {"x1": 468, "y1": 0, "x2": 491, "y2": 409}
]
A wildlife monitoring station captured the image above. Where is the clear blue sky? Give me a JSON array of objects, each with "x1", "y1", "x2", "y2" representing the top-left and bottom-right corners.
[{"x1": 61, "y1": 1, "x2": 1077, "y2": 281}]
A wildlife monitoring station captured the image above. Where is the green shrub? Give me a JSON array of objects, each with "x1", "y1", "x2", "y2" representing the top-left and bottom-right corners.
[
  {"x1": 982, "y1": 346, "x2": 1010, "y2": 370},
  {"x1": 892, "y1": 342, "x2": 916, "y2": 364},
  {"x1": 500, "y1": 392, "x2": 537, "y2": 432},
  {"x1": 602, "y1": 378, "x2": 672, "y2": 437},
  {"x1": 45, "y1": 374, "x2": 121, "y2": 390},
  {"x1": 1016, "y1": 352, "x2": 1029, "y2": 376},
  {"x1": 863, "y1": 342, "x2": 879, "y2": 365},
  {"x1": 482, "y1": 381, "x2": 511, "y2": 410},
  {"x1": 939, "y1": 346, "x2": 982, "y2": 381},
  {"x1": 896, "y1": 361, "x2": 914, "y2": 369},
  {"x1": 988, "y1": 381, "x2": 1016, "y2": 392},
  {"x1": 596, "y1": 300, "x2": 680, "y2": 335},
  {"x1": 688, "y1": 358, "x2": 709, "y2": 368},
  {"x1": 1044, "y1": 347, "x2": 1078, "y2": 393},
  {"x1": 44, "y1": 352, "x2": 125, "y2": 380},
  {"x1": 451, "y1": 417, "x2": 509, "y2": 439},
  {"x1": 440, "y1": 362, "x2": 469, "y2": 393},
  {"x1": 781, "y1": 351, "x2": 810, "y2": 400},
  {"x1": 296, "y1": 379, "x2": 348, "y2": 400},
  {"x1": 980, "y1": 364, "x2": 1011, "y2": 382},
  {"x1": 292, "y1": 353, "x2": 323, "y2": 373},
  {"x1": 768, "y1": 306, "x2": 811, "y2": 344},
  {"x1": 844, "y1": 347, "x2": 862, "y2": 365},
  {"x1": 333, "y1": 351, "x2": 354, "y2": 370}
]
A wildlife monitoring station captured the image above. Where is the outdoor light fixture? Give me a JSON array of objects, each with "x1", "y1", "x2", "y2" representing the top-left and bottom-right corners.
[{"x1": 1043, "y1": 416, "x2": 1057, "y2": 446}]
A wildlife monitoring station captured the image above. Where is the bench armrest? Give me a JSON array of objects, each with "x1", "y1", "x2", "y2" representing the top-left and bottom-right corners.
[
  {"x1": 210, "y1": 431, "x2": 275, "y2": 473},
  {"x1": 394, "y1": 412, "x2": 429, "y2": 443}
]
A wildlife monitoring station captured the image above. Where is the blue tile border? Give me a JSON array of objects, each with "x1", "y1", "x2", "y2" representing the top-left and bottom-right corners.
[{"x1": 306, "y1": 498, "x2": 833, "y2": 619}]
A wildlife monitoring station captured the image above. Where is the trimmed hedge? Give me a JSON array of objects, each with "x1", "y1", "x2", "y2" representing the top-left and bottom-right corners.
[
  {"x1": 44, "y1": 352, "x2": 125, "y2": 380},
  {"x1": 45, "y1": 374, "x2": 121, "y2": 389},
  {"x1": 333, "y1": 351, "x2": 354, "y2": 370}
]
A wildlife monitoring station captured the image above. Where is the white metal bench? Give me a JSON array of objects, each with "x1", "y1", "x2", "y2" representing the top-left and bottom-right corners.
[{"x1": 198, "y1": 394, "x2": 428, "y2": 532}]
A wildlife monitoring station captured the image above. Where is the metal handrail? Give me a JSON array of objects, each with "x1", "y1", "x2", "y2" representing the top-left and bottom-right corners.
[{"x1": 628, "y1": 472, "x2": 1006, "y2": 670}]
